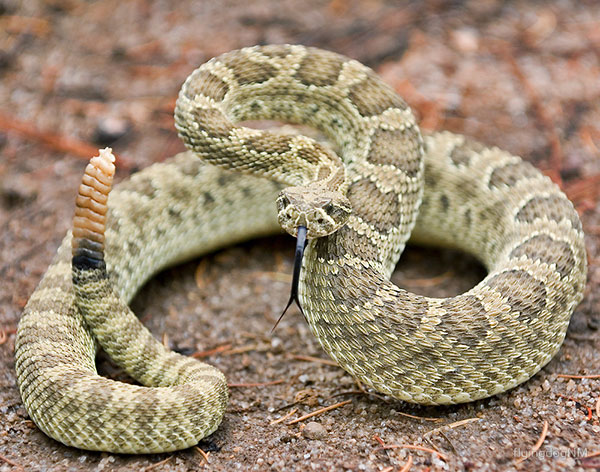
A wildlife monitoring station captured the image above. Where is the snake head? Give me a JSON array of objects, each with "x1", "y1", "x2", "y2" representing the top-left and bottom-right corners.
[{"x1": 276, "y1": 186, "x2": 352, "y2": 239}]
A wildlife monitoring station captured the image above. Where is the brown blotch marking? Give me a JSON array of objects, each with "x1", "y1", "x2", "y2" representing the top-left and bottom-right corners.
[
  {"x1": 488, "y1": 161, "x2": 539, "y2": 189},
  {"x1": 217, "y1": 173, "x2": 237, "y2": 187},
  {"x1": 478, "y1": 200, "x2": 507, "y2": 223},
  {"x1": 259, "y1": 44, "x2": 293, "y2": 59},
  {"x1": 449, "y1": 139, "x2": 485, "y2": 166},
  {"x1": 125, "y1": 203, "x2": 152, "y2": 230},
  {"x1": 129, "y1": 175, "x2": 158, "y2": 199},
  {"x1": 314, "y1": 232, "x2": 384, "y2": 314},
  {"x1": 171, "y1": 356, "x2": 204, "y2": 384},
  {"x1": 244, "y1": 134, "x2": 292, "y2": 155},
  {"x1": 58, "y1": 380, "x2": 117, "y2": 433},
  {"x1": 221, "y1": 52, "x2": 277, "y2": 85},
  {"x1": 516, "y1": 195, "x2": 582, "y2": 230},
  {"x1": 347, "y1": 178, "x2": 401, "y2": 232},
  {"x1": 106, "y1": 215, "x2": 121, "y2": 235},
  {"x1": 314, "y1": 227, "x2": 378, "y2": 263},
  {"x1": 440, "y1": 194, "x2": 449, "y2": 212},
  {"x1": 189, "y1": 108, "x2": 234, "y2": 138},
  {"x1": 124, "y1": 332, "x2": 165, "y2": 383},
  {"x1": 151, "y1": 353, "x2": 191, "y2": 387},
  {"x1": 35, "y1": 271, "x2": 72, "y2": 294},
  {"x1": 167, "y1": 183, "x2": 193, "y2": 204},
  {"x1": 439, "y1": 296, "x2": 490, "y2": 348},
  {"x1": 424, "y1": 165, "x2": 442, "y2": 190},
  {"x1": 203, "y1": 192, "x2": 215, "y2": 205},
  {"x1": 295, "y1": 144, "x2": 323, "y2": 166},
  {"x1": 129, "y1": 385, "x2": 162, "y2": 420},
  {"x1": 486, "y1": 270, "x2": 547, "y2": 321},
  {"x1": 168, "y1": 206, "x2": 183, "y2": 223},
  {"x1": 317, "y1": 166, "x2": 331, "y2": 180},
  {"x1": 240, "y1": 186, "x2": 253, "y2": 197},
  {"x1": 464, "y1": 208, "x2": 472, "y2": 227},
  {"x1": 366, "y1": 127, "x2": 422, "y2": 176},
  {"x1": 347, "y1": 228, "x2": 379, "y2": 261},
  {"x1": 347, "y1": 72, "x2": 406, "y2": 117},
  {"x1": 386, "y1": 291, "x2": 431, "y2": 338},
  {"x1": 187, "y1": 69, "x2": 229, "y2": 102},
  {"x1": 509, "y1": 234, "x2": 576, "y2": 278},
  {"x1": 295, "y1": 49, "x2": 345, "y2": 86}
]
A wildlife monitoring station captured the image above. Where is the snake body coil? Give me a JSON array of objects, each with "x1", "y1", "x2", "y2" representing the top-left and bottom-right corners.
[{"x1": 15, "y1": 45, "x2": 586, "y2": 453}]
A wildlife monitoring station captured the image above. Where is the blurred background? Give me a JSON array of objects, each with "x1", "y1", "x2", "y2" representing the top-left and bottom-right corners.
[{"x1": 0, "y1": 1, "x2": 598, "y2": 471}]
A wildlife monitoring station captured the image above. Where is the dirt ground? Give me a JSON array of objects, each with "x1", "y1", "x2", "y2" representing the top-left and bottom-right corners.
[{"x1": 1, "y1": 1, "x2": 599, "y2": 471}]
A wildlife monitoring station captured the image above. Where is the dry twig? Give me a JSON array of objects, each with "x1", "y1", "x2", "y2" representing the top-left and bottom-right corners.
[
  {"x1": 0, "y1": 112, "x2": 132, "y2": 169},
  {"x1": 228, "y1": 379, "x2": 285, "y2": 388},
  {"x1": 194, "y1": 446, "x2": 210, "y2": 464},
  {"x1": 399, "y1": 455, "x2": 413, "y2": 472},
  {"x1": 556, "y1": 373, "x2": 600, "y2": 379},
  {"x1": 581, "y1": 451, "x2": 600, "y2": 469},
  {"x1": 270, "y1": 408, "x2": 298, "y2": 425},
  {"x1": 288, "y1": 354, "x2": 339, "y2": 366},
  {"x1": 392, "y1": 410, "x2": 442, "y2": 422},
  {"x1": 514, "y1": 420, "x2": 549, "y2": 465},
  {"x1": 0, "y1": 453, "x2": 24, "y2": 471},
  {"x1": 425, "y1": 417, "x2": 480, "y2": 436},
  {"x1": 222, "y1": 343, "x2": 265, "y2": 356},
  {"x1": 142, "y1": 456, "x2": 173, "y2": 471},
  {"x1": 287, "y1": 400, "x2": 352, "y2": 425},
  {"x1": 375, "y1": 444, "x2": 448, "y2": 461},
  {"x1": 1, "y1": 15, "x2": 51, "y2": 37},
  {"x1": 192, "y1": 343, "x2": 232, "y2": 358}
]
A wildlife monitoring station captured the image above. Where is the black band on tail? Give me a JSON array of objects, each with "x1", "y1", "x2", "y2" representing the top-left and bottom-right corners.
[{"x1": 72, "y1": 248, "x2": 106, "y2": 271}]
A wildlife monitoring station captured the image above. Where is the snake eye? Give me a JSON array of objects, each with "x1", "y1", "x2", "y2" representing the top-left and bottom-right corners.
[
  {"x1": 323, "y1": 202, "x2": 334, "y2": 213},
  {"x1": 277, "y1": 195, "x2": 290, "y2": 210}
]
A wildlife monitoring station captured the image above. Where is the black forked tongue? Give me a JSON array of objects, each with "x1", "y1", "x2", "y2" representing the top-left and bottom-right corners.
[{"x1": 272, "y1": 226, "x2": 308, "y2": 332}]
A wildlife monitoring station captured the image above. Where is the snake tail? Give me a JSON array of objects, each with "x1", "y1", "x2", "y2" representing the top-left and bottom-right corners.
[
  {"x1": 69, "y1": 149, "x2": 229, "y2": 453},
  {"x1": 71, "y1": 147, "x2": 115, "y2": 270}
]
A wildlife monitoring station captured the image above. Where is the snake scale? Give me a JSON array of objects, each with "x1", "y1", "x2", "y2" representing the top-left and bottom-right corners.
[{"x1": 14, "y1": 45, "x2": 586, "y2": 453}]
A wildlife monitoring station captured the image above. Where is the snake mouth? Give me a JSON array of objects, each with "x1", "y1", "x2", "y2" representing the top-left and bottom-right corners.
[{"x1": 272, "y1": 225, "x2": 307, "y2": 331}]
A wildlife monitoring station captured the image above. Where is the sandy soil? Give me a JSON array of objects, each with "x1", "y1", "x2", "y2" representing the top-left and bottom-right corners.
[{"x1": 0, "y1": 1, "x2": 599, "y2": 471}]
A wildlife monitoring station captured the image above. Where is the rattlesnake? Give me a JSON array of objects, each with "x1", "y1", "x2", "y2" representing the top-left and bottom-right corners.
[{"x1": 15, "y1": 45, "x2": 586, "y2": 454}]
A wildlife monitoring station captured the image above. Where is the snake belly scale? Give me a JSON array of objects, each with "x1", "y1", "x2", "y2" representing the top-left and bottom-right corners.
[{"x1": 14, "y1": 45, "x2": 586, "y2": 453}]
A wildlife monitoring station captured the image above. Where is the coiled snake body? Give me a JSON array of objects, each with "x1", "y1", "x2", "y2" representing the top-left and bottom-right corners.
[{"x1": 15, "y1": 45, "x2": 586, "y2": 453}]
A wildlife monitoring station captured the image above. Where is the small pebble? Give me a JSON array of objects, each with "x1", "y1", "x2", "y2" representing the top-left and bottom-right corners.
[
  {"x1": 93, "y1": 116, "x2": 131, "y2": 145},
  {"x1": 451, "y1": 28, "x2": 479, "y2": 53},
  {"x1": 303, "y1": 421, "x2": 327, "y2": 440}
]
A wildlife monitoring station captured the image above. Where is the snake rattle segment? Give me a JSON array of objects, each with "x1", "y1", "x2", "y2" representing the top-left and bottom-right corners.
[{"x1": 14, "y1": 45, "x2": 586, "y2": 453}]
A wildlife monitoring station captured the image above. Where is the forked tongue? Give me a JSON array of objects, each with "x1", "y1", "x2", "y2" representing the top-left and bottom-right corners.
[{"x1": 272, "y1": 226, "x2": 307, "y2": 331}]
